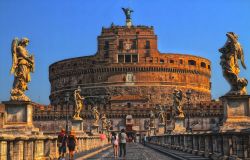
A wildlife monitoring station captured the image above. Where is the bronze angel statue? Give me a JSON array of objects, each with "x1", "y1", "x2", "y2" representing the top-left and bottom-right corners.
[
  {"x1": 73, "y1": 86, "x2": 85, "y2": 120},
  {"x1": 219, "y1": 32, "x2": 248, "y2": 95},
  {"x1": 122, "y1": 8, "x2": 133, "y2": 20},
  {"x1": 10, "y1": 38, "x2": 35, "y2": 101}
]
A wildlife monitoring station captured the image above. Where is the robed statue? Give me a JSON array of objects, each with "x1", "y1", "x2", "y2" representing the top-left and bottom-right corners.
[
  {"x1": 73, "y1": 86, "x2": 84, "y2": 120},
  {"x1": 10, "y1": 37, "x2": 35, "y2": 101},
  {"x1": 149, "y1": 110, "x2": 155, "y2": 127},
  {"x1": 173, "y1": 89, "x2": 184, "y2": 118},
  {"x1": 101, "y1": 113, "x2": 108, "y2": 129},
  {"x1": 219, "y1": 32, "x2": 248, "y2": 95},
  {"x1": 92, "y1": 106, "x2": 100, "y2": 125},
  {"x1": 157, "y1": 106, "x2": 165, "y2": 124}
]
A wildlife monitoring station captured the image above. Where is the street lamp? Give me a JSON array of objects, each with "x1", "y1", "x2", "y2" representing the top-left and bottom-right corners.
[
  {"x1": 64, "y1": 92, "x2": 70, "y2": 134},
  {"x1": 186, "y1": 90, "x2": 192, "y2": 132}
]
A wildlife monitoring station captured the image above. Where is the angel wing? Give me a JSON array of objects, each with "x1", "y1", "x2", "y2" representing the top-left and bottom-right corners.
[
  {"x1": 10, "y1": 38, "x2": 18, "y2": 74},
  {"x1": 238, "y1": 44, "x2": 246, "y2": 69}
]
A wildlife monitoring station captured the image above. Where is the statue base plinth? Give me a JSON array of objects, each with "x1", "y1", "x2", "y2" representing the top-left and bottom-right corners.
[
  {"x1": 126, "y1": 19, "x2": 132, "y2": 28},
  {"x1": 220, "y1": 95, "x2": 250, "y2": 132},
  {"x1": 149, "y1": 127, "x2": 156, "y2": 136},
  {"x1": 172, "y1": 116, "x2": 186, "y2": 133},
  {"x1": 157, "y1": 124, "x2": 165, "y2": 135},
  {"x1": 1, "y1": 101, "x2": 39, "y2": 135},
  {"x1": 91, "y1": 124, "x2": 99, "y2": 135},
  {"x1": 71, "y1": 119, "x2": 83, "y2": 132}
]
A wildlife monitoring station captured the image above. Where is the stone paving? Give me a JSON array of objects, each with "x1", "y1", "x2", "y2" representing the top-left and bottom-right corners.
[{"x1": 83, "y1": 143, "x2": 176, "y2": 160}]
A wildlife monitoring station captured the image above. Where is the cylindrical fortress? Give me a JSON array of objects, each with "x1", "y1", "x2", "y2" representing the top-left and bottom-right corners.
[{"x1": 49, "y1": 25, "x2": 211, "y2": 108}]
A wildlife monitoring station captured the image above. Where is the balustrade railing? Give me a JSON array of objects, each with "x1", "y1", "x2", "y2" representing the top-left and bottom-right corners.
[
  {"x1": 0, "y1": 134, "x2": 108, "y2": 160},
  {"x1": 148, "y1": 132, "x2": 250, "y2": 159}
]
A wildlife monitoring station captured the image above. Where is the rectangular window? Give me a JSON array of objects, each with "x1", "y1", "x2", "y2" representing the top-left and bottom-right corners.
[
  {"x1": 104, "y1": 41, "x2": 109, "y2": 50},
  {"x1": 145, "y1": 40, "x2": 150, "y2": 49},
  {"x1": 119, "y1": 40, "x2": 123, "y2": 50},
  {"x1": 104, "y1": 51, "x2": 109, "y2": 58},
  {"x1": 125, "y1": 55, "x2": 131, "y2": 63},
  {"x1": 132, "y1": 55, "x2": 138, "y2": 63},
  {"x1": 118, "y1": 55, "x2": 124, "y2": 63},
  {"x1": 132, "y1": 40, "x2": 137, "y2": 49}
]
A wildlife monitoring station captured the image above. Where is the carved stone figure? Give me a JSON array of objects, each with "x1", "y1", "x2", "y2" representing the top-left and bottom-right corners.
[
  {"x1": 92, "y1": 106, "x2": 100, "y2": 125},
  {"x1": 122, "y1": 7, "x2": 133, "y2": 20},
  {"x1": 144, "y1": 119, "x2": 150, "y2": 130},
  {"x1": 149, "y1": 110, "x2": 155, "y2": 127},
  {"x1": 173, "y1": 89, "x2": 184, "y2": 118},
  {"x1": 73, "y1": 86, "x2": 84, "y2": 120},
  {"x1": 219, "y1": 32, "x2": 248, "y2": 95},
  {"x1": 101, "y1": 113, "x2": 108, "y2": 129},
  {"x1": 157, "y1": 106, "x2": 165, "y2": 124},
  {"x1": 10, "y1": 38, "x2": 35, "y2": 101}
]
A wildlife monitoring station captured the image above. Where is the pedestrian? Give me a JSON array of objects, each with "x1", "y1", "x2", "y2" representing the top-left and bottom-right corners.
[
  {"x1": 99, "y1": 131, "x2": 106, "y2": 152},
  {"x1": 143, "y1": 135, "x2": 147, "y2": 145},
  {"x1": 67, "y1": 130, "x2": 77, "y2": 160},
  {"x1": 111, "y1": 132, "x2": 119, "y2": 158},
  {"x1": 119, "y1": 129, "x2": 127, "y2": 158},
  {"x1": 57, "y1": 129, "x2": 67, "y2": 160}
]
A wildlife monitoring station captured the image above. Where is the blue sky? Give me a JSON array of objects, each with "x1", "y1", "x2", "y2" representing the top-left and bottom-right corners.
[{"x1": 0, "y1": 0, "x2": 250, "y2": 104}]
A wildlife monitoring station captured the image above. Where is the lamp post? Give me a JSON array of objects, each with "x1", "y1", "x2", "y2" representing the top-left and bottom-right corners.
[
  {"x1": 64, "y1": 92, "x2": 70, "y2": 134},
  {"x1": 186, "y1": 90, "x2": 192, "y2": 132}
]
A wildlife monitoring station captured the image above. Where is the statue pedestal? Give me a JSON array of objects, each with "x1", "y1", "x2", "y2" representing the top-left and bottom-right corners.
[
  {"x1": 149, "y1": 127, "x2": 156, "y2": 136},
  {"x1": 126, "y1": 19, "x2": 132, "y2": 27},
  {"x1": 172, "y1": 116, "x2": 186, "y2": 133},
  {"x1": 71, "y1": 119, "x2": 83, "y2": 131},
  {"x1": 102, "y1": 128, "x2": 107, "y2": 134},
  {"x1": 91, "y1": 124, "x2": 99, "y2": 135},
  {"x1": 158, "y1": 123, "x2": 165, "y2": 135},
  {"x1": 220, "y1": 95, "x2": 250, "y2": 132},
  {"x1": 1, "y1": 101, "x2": 39, "y2": 135}
]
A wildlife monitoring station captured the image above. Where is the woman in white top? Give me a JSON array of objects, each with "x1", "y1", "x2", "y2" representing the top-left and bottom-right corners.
[{"x1": 112, "y1": 132, "x2": 119, "y2": 158}]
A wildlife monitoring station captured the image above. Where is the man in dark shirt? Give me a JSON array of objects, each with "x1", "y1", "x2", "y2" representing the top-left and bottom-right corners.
[{"x1": 58, "y1": 129, "x2": 67, "y2": 159}]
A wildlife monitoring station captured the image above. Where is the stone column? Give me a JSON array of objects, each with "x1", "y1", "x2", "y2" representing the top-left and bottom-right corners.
[
  {"x1": 34, "y1": 139, "x2": 44, "y2": 159},
  {"x1": 23, "y1": 138, "x2": 33, "y2": 160},
  {"x1": 236, "y1": 135, "x2": 244, "y2": 159},
  {"x1": 198, "y1": 135, "x2": 205, "y2": 156},
  {"x1": 204, "y1": 135, "x2": 212, "y2": 158},
  {"x1": 49, "y1": 137, "x2": 58, "y2": 159},
  {"x1": 0, "y1": 140, "x2": 7, "y2": 160},
  {"x1": 13, "y1": 139, "x2": 24, "y2": 160},
  {"x1": 222, "y1": 134, "x2": 230, "y2": 158},
  {"x1": 192, "y1": 135, "x2": 198, "y2": 155}
]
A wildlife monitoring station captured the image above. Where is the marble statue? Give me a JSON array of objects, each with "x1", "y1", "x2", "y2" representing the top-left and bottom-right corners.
[
  {"x1": 10, "y1": 38, "x2": 35, "y2": 101},
  {"x1": 92, "y1": 106, "x2": 100, "y2": 125},
  {"x1": 149, "y1": 110, "x2": 155, "y2": 127},
  {"x1": 157, "y1": 106, "x2": 165, "y2": 124},
  {"x1": 219, "y1": 32, "x2": 248, "y2": 95},
  {"x1": 73, "y1": 86, "x2": 85, "y2": 120},
  {"x1": 101, "y1": 113, "x2": 108, "y2": 129},
  {"x1": 173, "y1": 89, "x2": 184, "y2": 118}
]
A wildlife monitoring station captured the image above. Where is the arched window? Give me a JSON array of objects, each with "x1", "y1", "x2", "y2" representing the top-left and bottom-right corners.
[
  {"x1": 201, "y1": 62, "x2": 206, "y2": 68},
  {"x1": 188, "y1": 60, "x2": 196, "y2": 66}
]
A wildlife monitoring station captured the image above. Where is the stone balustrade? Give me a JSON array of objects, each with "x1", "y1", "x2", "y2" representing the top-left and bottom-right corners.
[
  {"x1": 148, "y1": 131, "x2": 250, "y2": 160},
  {"x1": 0, "y1": 134, "x2": 108, "y2": 160}
]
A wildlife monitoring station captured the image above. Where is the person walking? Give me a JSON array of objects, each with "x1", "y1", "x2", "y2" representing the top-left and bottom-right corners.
[
  {"x1": 67, "y1": 130, "x2": 77, "y2": 160},
  {"x1": 111, "y1": 132, "x2": 119, "y2": 158},
  {"x1": 119, "y1": 129, "x2": 127, "y2": 158},
  {"x1": 57, "y1": 129, "x2": 67, "y2": 160}
]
